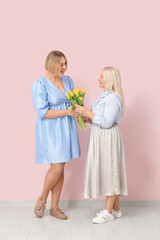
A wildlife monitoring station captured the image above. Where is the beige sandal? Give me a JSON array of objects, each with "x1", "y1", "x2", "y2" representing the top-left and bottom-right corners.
[
  {"x1": 34, "y1": 197, "x2": 47, "y2": 218},
  {"x1": 50, "y1": 207, "x2": 67, "y2": 220}
]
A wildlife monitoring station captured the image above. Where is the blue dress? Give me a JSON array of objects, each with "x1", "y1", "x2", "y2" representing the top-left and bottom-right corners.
[{"x1": 31, "y1": 75, "x2": 81, "y2": 164}]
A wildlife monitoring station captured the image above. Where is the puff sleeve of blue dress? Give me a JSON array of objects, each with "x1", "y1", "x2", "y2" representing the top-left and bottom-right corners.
[
  {"x1": 31, "y1": 75, "x2": 81, "y2": 163},
  {"x1": 31, "y1": 79, "x2": 49, "y2": 118}
]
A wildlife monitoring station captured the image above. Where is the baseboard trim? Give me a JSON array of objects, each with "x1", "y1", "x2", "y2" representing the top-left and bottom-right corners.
[{"x1": 0, "y1": 200, "x2": 160, "y2": 208}]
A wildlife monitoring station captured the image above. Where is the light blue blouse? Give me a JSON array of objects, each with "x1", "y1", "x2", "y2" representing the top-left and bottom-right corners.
[
  {"x1": 31, "y1": 75, "x2": 80, "y2": 164},
  {"x1": 91, "y1": 91, "x2": 123, "y2": 128}
]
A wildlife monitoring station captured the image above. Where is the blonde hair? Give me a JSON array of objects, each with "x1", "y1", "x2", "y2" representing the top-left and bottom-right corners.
[
  {"x1": 103, "y1": 66, "x2": 125, "y2": 116},
  {"x1": 45, "y1": 50, "x2": 67, "y2": 76}
]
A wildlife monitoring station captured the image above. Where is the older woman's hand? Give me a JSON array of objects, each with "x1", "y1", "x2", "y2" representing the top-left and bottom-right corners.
[
  {"x1": 75, "y1": 104, "x2": 89, "y2": 116},
  {"x1": 83, "y1": 116, "x2": 92, "y2": 124},
  {"x1": 75, "y1": 104, "x2": 95, "y2": 121}
]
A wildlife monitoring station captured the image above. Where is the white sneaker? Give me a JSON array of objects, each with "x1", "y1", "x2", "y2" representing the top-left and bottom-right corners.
[
  {"x1": 96, "y1": 208, "x2": 123, "y2": 218},
  {"x1": 112, "y1": 209, "x2": 123, "y2": 218},
  {"x1": 96, "y1": 208, "x2": 106, "y2": 217},
  {"x1": 92, "y1": 209, "x2": 115, "y2": 224}
]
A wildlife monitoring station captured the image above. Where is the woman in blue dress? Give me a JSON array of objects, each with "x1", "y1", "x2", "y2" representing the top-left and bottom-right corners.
[{"x1": 31, "y1": 50, "x2": 80, "y2": 220}]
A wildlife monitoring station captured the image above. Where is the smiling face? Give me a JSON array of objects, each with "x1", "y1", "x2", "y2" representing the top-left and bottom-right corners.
[
  {"x1": 45, "y1": 51, "x2": 68, "y2": 76},
  {"x1": 60, "y1": 57, "x2": 67, "y2": 75},
  {"x1": 98, "y1": 71, "x2": 106, "y2": 89}
]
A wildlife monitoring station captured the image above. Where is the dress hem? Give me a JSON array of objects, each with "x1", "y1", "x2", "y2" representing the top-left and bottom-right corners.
[
  {"x1": 83, "y1": 192, "x2": 128, "y2": 199},
  {"x1": 35, "y1": 155, "x2": 80, "y2": 164}
]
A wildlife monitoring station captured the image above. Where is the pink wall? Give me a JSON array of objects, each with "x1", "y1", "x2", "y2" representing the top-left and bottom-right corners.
[{"x1": 0, "y1": 0, "x2": 160, "y2": 200}]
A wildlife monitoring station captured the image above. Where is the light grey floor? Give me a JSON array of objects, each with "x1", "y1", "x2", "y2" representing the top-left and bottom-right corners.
[{"x1": 0, "y1": 201, "x2": 160, "y2": 240}]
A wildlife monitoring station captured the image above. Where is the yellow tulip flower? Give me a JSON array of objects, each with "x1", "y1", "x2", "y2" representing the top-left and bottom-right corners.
[
  {"x1": 66, "y1": 93, "x2": 70, "y2": 99},
  {"x1": 70, "y1": 91, "x2": 74, "y2": 97},
  {"x1": 76, "y1": 88, "x2": 81, "y2": 93},
  {"x1": 79, "y1": 97, "x2": 83, "y2": 101},
  {"x1": 83, "y1": 90, "x2": 86, "y2": 95}
]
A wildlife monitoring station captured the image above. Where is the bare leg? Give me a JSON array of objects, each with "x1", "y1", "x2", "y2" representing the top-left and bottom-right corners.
[
  {"x1": 105, "y1": 195, "x2": 116, "y2": 214},
  {"x1": 50, "y1": 169, "x2": 64, "y2": 208},
  {"x1": 39, "y1": 163, "x2": 65, "y2": 201},
  {"x1": 113, "y1": 195, "x2": 120, "y2": 211}
]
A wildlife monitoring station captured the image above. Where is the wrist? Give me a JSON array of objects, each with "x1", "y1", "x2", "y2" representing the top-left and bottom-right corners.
[
  {"x1": 87, "y1": 111, "x2": 95, "y2": 120},
  {"x1": 85, "y1": 109, "x2": 90, "y2": 117},
  {"x1": 66, "y1": 109, "x2": 70, "y2": 116}
]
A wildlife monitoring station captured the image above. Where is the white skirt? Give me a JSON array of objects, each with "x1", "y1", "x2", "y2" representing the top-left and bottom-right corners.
[{"x1": 83, "y1": 123, "x2": 128, "y2": 199}]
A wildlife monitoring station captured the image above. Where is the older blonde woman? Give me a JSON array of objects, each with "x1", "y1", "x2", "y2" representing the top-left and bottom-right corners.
[
  {"x1": 31, "y1": 51, "x2": 80, "y2": 220},
  {"x1": 75, "y1": 67, "x2": 128, "y2": 224}
]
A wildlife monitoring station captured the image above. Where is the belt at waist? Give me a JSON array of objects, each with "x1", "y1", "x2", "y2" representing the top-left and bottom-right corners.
[{"x1": 92, "y1": 122, "x2": 117, "y2": 129}]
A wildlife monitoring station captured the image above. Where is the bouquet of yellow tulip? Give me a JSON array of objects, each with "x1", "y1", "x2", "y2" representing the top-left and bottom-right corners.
[{"x1": 66, "y1": 88, "x2": 86, "y2": 130}]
